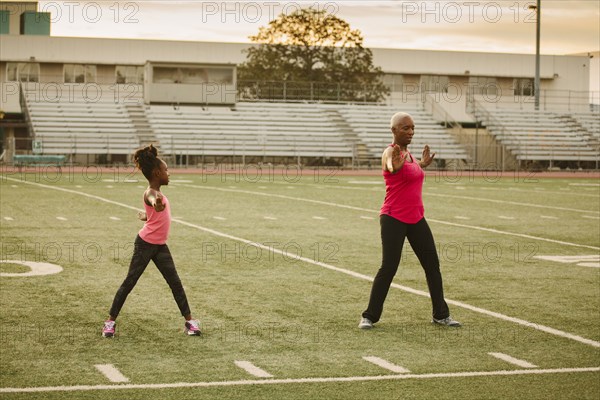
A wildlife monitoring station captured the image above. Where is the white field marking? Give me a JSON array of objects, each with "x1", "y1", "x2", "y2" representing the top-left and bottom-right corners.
[
  {"x1": 56, "y1": 217, "x2": 67, "y2": 221},
  {"x1": 264, "y1": 216, "x2": 277, "y2": 220},
  {"x1": 4, "y1": 217, "x2": 14, "y2": 221},
  {"x1": 11, "y1": 185, "x2": 18, "y2": 188},
  {"x1": 540, "y1": 215, "x2": 558, "y2": 219},
  {"x1": 286, "y1": 186, "x2": 296, "y2": 189},
  {"x1": 0, "y1": 260, "x2": 63, "y2": 277},
  {"x1": 362, "y1": 356, "x2": 410, "y2": 373},
  {"x1": 534, "y1": 255, "x2": 600, "y2": 263},
  {"x1": 102, "y1": 179, "x2": 114, "y2": 182},
  {"x1": 272, "y1": 179, "x2": 600, "y2": 199},
  {"x1": 347, "y1": 180, "x2": 381, "y2": 184},
  {"x1": 106, "y1": 185, "x2": 113, "y2": 189},
  {"x1": 360, "y1": 216, "x2": 375, "y2": 220},
  {"x1": 1, "y1": 367, "x2": 598, "y2": 393},
  {"x1": 5, "y1": 177, "x2": 600, "y2": 348},
  {"x1": 582, "y1": 215, "x2": 600, "y2": 220},
  {"x1": 169, "y1": 180, "x2": 194, "y2": 183},
  {"x1": 454, "y1": 216, "x2": 470, "y2": 220},
  {"x1": 228, "y1": 186, "x2": 237, "y2": 189},
  {"x1": 94, "y1": 364, "x2": 129, "y2": 383},
  {"x1": 179, "y1": 183, "x2": 600, "y2": 251},
  {"x1": 569, "y1": 183, "x2": 600, "y2": 187},
  {"x1": 425, "y1": 192, "x2": 599, "y2": 214},
  {"x1": 213, "y1": 216, "x2": 226, "y2": 220},
  {"x1": 234, "y1": 361, "x2": 273, "y2": 378},
  {"x1": 76, "y1": 185, "x2": 83, "y2": 188},
  {"x1": 258, "y1": 186, "x2": 267, "y2": 189},
  {"x1": 498, "y1": 216, "x2": 515, "y2": 220},
  {"x1": 534, "y1": 255, "x2": 600, "y2": 268},
  {"x1": 579, "y1": 262, "x2": 600, "y2": 268},
  {"x1": 123, "y1": 179, "x2": 138, "y2": 183},
  {"x1": 488, "y1": 353, "x2": 538, "y2": 369},
  {"x1": 454, "y1": 186, "x2": 466, "y2": 190},
  {"x1": 109, "y1": 216, "x2": 121, "y2": 221},
  {"x1": 312, "y1": 216, "x2": 326, "y2": 220},
  {"x1": 137, "y1": 186, "x2": 145, "y2": 189}
]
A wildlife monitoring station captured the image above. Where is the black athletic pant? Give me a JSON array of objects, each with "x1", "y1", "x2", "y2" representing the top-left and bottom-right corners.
[
  {"x1": 362, "y1": 215, "x2": 450, "y2": 323},
  {"x1": 109, "y1": 235, "x2": 191, "y2": 318}
]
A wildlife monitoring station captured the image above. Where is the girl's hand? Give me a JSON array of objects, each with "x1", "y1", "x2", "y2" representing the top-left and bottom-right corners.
[{"x1": 137, "y1": 211, "x2": 147, "y2": 221}]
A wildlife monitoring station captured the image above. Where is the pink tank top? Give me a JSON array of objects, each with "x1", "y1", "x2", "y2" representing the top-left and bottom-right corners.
[
  {"x1": 380, "y1": 150, "x2": 425, "y2": 224},
  {"x1": 138, "y1": 191, "x2": 171, "y2": 245}
]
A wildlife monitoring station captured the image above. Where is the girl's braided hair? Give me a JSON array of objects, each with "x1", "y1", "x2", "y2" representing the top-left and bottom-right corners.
[{"x1": 133, "y1": 144, "x2": 161, "y2": 181}]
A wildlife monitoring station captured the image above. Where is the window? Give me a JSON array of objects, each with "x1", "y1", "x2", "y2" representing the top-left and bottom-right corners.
[
  {"x1": 420, "y1": 75, "x2": 449, "y2": 93},
  {"x1": 382, "y1": 74, "x2": 404, "y2": 92},
  {"x1": 116, "y1": 65, "x2": 144, "y2": 84},
  {"x1": 206, "y1": 68, "x2": 233, "y2": 85},
  {"x1": 64, "y1": 64, "x2": 97, "y2": 83},
  {"x1": 469, "y1": 76, "x2": 498, "y2": 96},
  {"x1": 6, "y1": 63, "x2": 40, "y2": 82},
  {"x1": 153, "y1": 66, "x2": 233, "y2": 84},
  {"x1": 513, "y1": 78, "x2": 534, "y2": 96}
]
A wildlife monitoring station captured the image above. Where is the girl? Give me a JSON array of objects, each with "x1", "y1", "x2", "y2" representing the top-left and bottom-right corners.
[{"x1": 102, "y1": 144, "x2": 201, "y2": 337}]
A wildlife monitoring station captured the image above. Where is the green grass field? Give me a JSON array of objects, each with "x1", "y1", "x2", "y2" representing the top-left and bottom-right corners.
[{"x1": 1, "y1": 167, "x2": 599, "y2": 399}]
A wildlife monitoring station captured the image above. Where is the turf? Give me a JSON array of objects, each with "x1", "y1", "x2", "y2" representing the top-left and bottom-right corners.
[{"x1": 1, "y1": 167, "x2": 599, "y2": 399}]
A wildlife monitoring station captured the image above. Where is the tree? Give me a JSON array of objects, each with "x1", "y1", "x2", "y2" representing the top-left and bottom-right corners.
[{"x1": 237, "y1": 8, "x2": 389, "y2": 102}]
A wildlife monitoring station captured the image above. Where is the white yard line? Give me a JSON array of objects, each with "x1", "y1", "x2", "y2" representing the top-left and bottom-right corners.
[
  {"x1": 5, "y1": 177, "x2": 600, "y2": 349},
  {"x1": 362, "y1": 356, "x2": 410, "y2": 373},
  {"x1": 1, "y1": 367, "x2": 598, "y2": 393},
  {"x1": 425, "y1": 192, "x2": 599, "y2": 214},
  {"x1": 488, "y1": 353, "x2": 538, "y2": 369},
  {"x1": 234, "y1": 361, "x2": 273, "y2": 378},
  {"x1": 93, "y1": 364, "x2": 129, "y2": 383},
  {"x1": 181, "y1": 184, "x2": 600, "y2": 251}
]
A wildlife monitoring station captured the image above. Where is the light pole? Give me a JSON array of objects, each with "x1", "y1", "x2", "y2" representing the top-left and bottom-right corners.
[{"x1": 529, "y1": 0, "x2": 541, "y2": 110}]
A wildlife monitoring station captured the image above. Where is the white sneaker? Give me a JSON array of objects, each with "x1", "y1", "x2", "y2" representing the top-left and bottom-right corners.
[
  {"x1": 185, "y1": 319, "x2": 201, "y2": 336},
  {"x1": 358, "y1": 317, "x2": 374, "y2": 329},
  {"x1": 432, "y1": 316, "x2": 461, "y2": 327}
]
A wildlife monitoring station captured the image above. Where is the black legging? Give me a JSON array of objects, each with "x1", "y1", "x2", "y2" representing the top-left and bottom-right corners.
[
  {"x1": 362, "y1": 215, "x2": 450, "y2": 323},
  {"x1": 109, "y1": 235, "x2": 191, "y2": 319}
]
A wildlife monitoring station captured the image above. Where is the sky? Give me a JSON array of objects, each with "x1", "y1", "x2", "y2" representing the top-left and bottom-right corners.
[{"x1": 24, "y1": 0, "x2": 599, "y2": 56}]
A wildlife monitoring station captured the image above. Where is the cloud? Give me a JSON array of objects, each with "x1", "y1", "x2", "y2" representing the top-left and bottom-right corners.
[{"x1": 38, "y1": 0, "x2": 600, "y2": 54}]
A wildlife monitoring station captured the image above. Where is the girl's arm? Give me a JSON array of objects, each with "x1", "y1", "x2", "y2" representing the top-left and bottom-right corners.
[{"x1": 145, "y1": 189, "x2": 166, "y2": 212}]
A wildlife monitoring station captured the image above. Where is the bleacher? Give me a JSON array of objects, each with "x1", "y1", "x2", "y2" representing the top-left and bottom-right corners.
[
  {"x1": 23, "y1": 84, "x2": 141, "y2": 155},
  {"x1": 334, "y1": 103, "x2": 469, "y2": 161},
  {"x1": 571, "y1": 111, "x2": 600, "y2": 142},
  {"x1": 147, "y1": 102, "x2": 353, "y2": 159},
  {"x1": 475, "y1": 107, "x2": 600, "y2": 162}
]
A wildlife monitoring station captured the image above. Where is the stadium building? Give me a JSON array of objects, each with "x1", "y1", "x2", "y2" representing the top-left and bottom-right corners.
[{"x1": 1, "y1": 0, "x2": 598, "y2": 170}]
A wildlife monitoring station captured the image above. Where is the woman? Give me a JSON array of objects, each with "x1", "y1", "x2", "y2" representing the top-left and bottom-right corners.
[
  {"x1": 102, "y1": 144, "x2": 201, "y2": 337},
  {"x1": 359, "y1": 112, "x2": 460, "y2": 329}
]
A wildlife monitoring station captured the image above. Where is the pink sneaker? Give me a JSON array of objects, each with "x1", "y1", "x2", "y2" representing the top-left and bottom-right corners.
[
  {"x1": 102, "y1": 320, "x2": 116, "y2": 338},
  {"x1": 184, "y1": 319, "x2": 201, "y2": 336}
]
